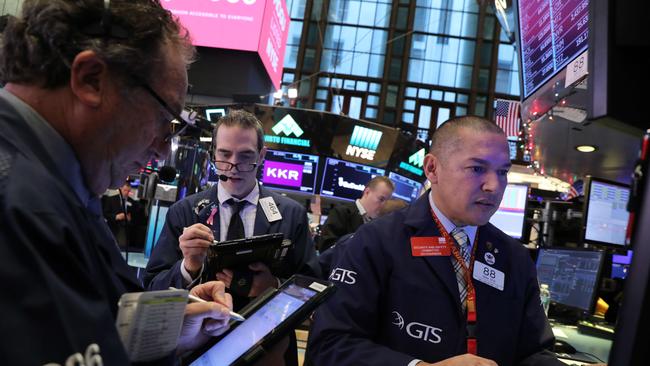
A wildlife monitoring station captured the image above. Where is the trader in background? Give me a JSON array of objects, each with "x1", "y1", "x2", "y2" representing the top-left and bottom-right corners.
[
  {"x1": 318, "y1": 175, "x2": 394, "y2": 251},
  {"x1": 0, "y1": 0, "x2": 235, "y2": 364},
  {"x1": 307, "y1": 116, "x2": 562, "y2": 366}
]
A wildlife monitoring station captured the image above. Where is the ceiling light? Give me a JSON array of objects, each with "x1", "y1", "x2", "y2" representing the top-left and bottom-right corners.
[{"x1": 575, "y1": 145, "x2": 597, "y2": 153}]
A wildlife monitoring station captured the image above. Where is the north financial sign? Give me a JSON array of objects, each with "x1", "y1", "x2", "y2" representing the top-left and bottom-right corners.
[
  {"x1": 399, "y1": 148, "x2": 425, "y2": 176},
  {"x1": 264, "y1": 114, "x2": 311, "y2": 147}
]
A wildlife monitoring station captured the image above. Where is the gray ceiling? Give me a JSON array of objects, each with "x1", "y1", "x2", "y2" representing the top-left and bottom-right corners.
[{"x1": 529, "y1": 115, "x2": 644, "y2": 185}]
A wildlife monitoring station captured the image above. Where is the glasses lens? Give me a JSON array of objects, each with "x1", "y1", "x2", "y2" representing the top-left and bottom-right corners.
[
  {"x1": 214, "y1": 161, "x2": 233, "y2": 171},
  {"x1": 237, "y1": 163, "x2": 257, "y2": 172}
]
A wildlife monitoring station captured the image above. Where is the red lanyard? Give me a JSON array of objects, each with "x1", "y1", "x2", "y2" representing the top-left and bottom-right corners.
[{"x1": 430, "y1": 208, "x2": 479, "y2": 355}]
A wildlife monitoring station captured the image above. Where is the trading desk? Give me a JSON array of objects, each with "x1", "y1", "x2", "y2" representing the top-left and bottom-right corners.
[{"x1": 552, "y1": 323, "x2": 612, "y2": 364}]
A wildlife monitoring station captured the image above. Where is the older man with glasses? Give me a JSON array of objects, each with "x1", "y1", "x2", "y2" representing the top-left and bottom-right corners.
[{"x1": 0, "y1": 1, "x2": 238, "y2": 364}]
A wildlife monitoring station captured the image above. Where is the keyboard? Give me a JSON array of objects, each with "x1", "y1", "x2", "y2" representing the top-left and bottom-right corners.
[{"x1": 577, "y1": 320, "x2": 615, "y2": 340}]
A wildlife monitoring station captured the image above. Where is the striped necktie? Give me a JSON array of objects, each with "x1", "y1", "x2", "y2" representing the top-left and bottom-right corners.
[{"x1": 451, "y1": 227, "x2": 470, "y2": 311}]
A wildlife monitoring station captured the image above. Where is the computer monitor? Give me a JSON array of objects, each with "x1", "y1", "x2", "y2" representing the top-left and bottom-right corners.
[
  {"x1": 260, "y1": 149, "x2": 320, "y2": 195},
  {"x1": 387, "y1": 172, "x2": 422, "y2": 203},
  {"x1": 489, "y1": 183, "x2": 528, "y2": 239},
  {"x1": 144, "y1": 202, "x2": 170, "y2": 258},
  {"x1": 536, "y1": 248, "x2": 605, "y2": 313},
  {"x1": 611, "y1": 250, "x2": 633, "y2": 280},
  {"x1": 582, "y1": 177, "x2": 631, "y2": 247},
  {"x1": 319, "y1": 157, "x2": 385, "y2": 201}
]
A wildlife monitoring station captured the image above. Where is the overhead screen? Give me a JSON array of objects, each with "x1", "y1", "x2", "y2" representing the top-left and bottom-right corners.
[
  {"x1": 320, "y1": 157, "x2": 385, "y2": 201},
  {"x1": 536, "y1": 248, "x2": 604, "y2": 312},
  {"x1": 260, "y1": 149, "x2": 319, "y2": 194},
  {"x1": 161, "y1": 0, "x2": 289, "y2": 89},
  {"x1": 517, "y1": 0, "x2": 589, "y2": 99},
  {"x1": 583, "y1": 178, "x2": 630, "y2": 247},
  {"x1": 388, "y1": 172, "x2": 422, "y2": 203},
  {"x1": 489, "y1": 184, "x2": 528, "y2": 239}
]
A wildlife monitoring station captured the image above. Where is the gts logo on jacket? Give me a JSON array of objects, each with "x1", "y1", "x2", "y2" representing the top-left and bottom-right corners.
[
  {"x1": 329, "y1": 267, "x2": 357, "y2": 284},
  {"x1": 392, "y1": 311, "x2": 443, "y2": 344}
]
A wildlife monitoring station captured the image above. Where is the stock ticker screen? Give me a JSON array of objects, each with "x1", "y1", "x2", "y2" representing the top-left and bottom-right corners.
[
  {"x1": 260, "y1": 149, "x2": 320, "y2": 194},
  {"x1": 320, "y1": 157, "x2": 385, "y2": 201},
  {"x1": 518, "y1": 0, "x2": 589, "y2": 98},
  {"x1": 584, "y1": 180, "x2": 630, "y2": 246}
]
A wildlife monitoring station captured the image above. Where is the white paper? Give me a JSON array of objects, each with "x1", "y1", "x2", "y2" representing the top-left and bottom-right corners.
[{"x1": 115, "y1": 289, "x2": 188, "y2": 362}]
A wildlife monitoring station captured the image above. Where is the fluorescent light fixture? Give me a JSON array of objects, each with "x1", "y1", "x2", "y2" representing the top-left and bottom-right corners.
[
  {"x1": 287, "y1": 88, "x2": 298, "y2": 99},
  {"x1": 575, "y1": 145, "x2": 597, "y2": 153}
]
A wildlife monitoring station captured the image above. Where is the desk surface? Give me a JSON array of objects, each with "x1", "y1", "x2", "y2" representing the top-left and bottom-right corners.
[{"x1": 552, "y1": 323, "x2": 612, "y2": 363}]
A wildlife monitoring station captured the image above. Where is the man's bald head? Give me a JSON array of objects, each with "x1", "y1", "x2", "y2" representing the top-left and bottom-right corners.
[{"x1": 430, "y1": 116, "x2": 506, "y2": 162}]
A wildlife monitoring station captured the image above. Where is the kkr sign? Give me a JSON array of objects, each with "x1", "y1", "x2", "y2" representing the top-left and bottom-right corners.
[
  {"x1": 262, "y1": 160, "x2": 303, "y2": 187},
  {"x1": 346, "y1": 125, "x2": 383, "y2": 161}
]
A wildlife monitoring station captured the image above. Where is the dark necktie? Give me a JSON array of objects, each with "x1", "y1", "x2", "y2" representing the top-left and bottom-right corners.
[
  {"x1": 451, "y1": 227, "x2": 470, "y2": 311},
  {"x1": 226, "y1": 199, "x2": 247, "y2": 240}
]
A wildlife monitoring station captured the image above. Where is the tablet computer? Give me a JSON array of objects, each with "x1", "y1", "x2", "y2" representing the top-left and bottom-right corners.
[
  {"x1": 182, "y1": 275, "x2": 335, "y2": 366},
  {"x1": 205, "y1": 233, "x2": 290, "y2": 271}
]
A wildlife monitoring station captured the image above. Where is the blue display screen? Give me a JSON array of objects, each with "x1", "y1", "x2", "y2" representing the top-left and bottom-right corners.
[{"x1": 319, "y1": 157, "x2": 385, "y2": 201}]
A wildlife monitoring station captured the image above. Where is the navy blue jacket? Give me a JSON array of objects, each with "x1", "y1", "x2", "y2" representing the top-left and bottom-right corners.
[
  {"x1": 0, "y1": 94, "x2": 144, "y2": 364},
  {"x1": 143, "y1": 184, "x2": 320, "y2": 290},
  {"x1": 307, "y1": 193, "x2": 561, "y2": 366}
]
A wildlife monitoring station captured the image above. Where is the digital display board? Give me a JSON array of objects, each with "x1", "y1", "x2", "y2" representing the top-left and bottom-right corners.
[
  {"x1": 260, "y1": 149, "x2": 319, "y2": 194},
  {"x1": 388, "y1": 172, "x2": 422, "y2": 203},
  {"x1": 162, "y1": 0, "x2": 289, "y2": 89},
  {"x1": 319, "y1": 157, "x2": 385, "y2": 201},
  {"x1": 518, "y1": 0, "x2": 589, "y2": 98}
]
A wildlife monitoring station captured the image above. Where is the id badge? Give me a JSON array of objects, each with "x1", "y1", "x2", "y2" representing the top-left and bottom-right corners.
[
  {"x1": 473, "y1": 261, "x2": 505, "y2": 291},
  {"x1": 410, "y1": 237, "x2": 450, "y2": 257}
]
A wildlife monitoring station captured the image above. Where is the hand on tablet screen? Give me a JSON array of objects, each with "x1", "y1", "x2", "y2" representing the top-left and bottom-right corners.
[{"x1": 177, "y1": 281, "x2": 233, "y2": 355}]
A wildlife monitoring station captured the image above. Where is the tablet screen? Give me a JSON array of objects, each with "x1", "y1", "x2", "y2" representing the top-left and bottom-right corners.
[{"x1": 190, "y1": 284, "x2": 317, "y2": 366}]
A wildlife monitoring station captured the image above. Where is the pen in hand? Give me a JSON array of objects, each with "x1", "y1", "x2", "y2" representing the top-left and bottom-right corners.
[{"x1": 170, "y1": 287, "x2": 246, "y2": 322}]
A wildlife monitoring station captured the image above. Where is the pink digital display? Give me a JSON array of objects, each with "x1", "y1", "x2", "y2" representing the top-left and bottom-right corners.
[
  {"x1": 162, "y1": 0, "x2": 289, "y2": 89},
  {"x1": 262, "y1": 160, "x2": 304, "y2": 188}
]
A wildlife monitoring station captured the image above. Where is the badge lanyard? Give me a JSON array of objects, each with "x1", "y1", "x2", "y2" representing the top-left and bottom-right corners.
[{"x1": 429, "y1": 208, "x2": 479, "y2": 355}]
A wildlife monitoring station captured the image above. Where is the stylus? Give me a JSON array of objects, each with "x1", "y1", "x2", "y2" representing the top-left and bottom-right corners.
[{"x1": 169, "y1": 287, "x2": 246, "y2": 321}]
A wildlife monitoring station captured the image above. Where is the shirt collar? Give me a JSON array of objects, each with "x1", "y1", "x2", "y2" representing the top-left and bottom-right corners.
[
  {"x1": 428, "y1": 191, "x2": 477, "y2": 243},
  {"x1": 217, "y1": 181, "x2": 260, "y2": 207},
  {"x1": 355, "y1": 199, "x2": 367, "y2": 216},
  {"x1": 0, "y1": 88, "x2": 93, "y2": 207}
]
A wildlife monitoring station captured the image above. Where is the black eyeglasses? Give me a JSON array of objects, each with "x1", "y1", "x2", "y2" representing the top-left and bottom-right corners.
[
  {"x1": 213, "y1": 160, "x2": 258, "y2": 172},
  {"x1": 136, "y1": 81, "x2": 192, "y2": 142}
]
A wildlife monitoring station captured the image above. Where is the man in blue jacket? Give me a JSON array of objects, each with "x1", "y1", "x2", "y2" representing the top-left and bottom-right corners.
[
  {"x1": 307, "y1": 116, "x2": 561, "y2": 366},
  {"x1": 144, "y1": 110, "x2": 320, "y2": 297},
  {"x1": 0, "y1": 1, "x2": 234, "y2": 364}
]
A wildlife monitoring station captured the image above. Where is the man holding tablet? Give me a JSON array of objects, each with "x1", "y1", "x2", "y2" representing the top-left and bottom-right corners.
[{"x1": 144, "y1": 109, "x2": 320, "y2": 364}]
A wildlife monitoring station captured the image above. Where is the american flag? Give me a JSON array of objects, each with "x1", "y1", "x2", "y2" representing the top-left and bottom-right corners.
[
  {"x1": 564, "y1": 179, "x2": 584, "y2": 201},
  {"x1": 494, "y1": 99, "x2": 521, "y2": 137}
]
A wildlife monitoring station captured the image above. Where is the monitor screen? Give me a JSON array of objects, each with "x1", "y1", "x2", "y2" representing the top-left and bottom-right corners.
[
  {"x1": 319, "y1": 157, "x2": 385, "y2": 201},
  {"x1": 489, "y1": 184, "x2": 528, "y2": 239},
  {"x1": 144, "y1": 203, "x2": 169, "y2": 258},
  {"x1": 536, "y1": 248, "x2": 604, "y2": 312},
  {"x1": 260, "y1": 149, "x2": 320, "y2": 194},
  {"x1": 611, "y1": 250, "x2": 633, "y2": 280},
  {"x1": 388, "y1": 172, "x2": 422, "y2": 203},
  {"x1": 517, "y1": 0, "x2": 589, "y2": 99},
  {"x1": 583, "y1": 178, "x2": 630, "y2": 246}
]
